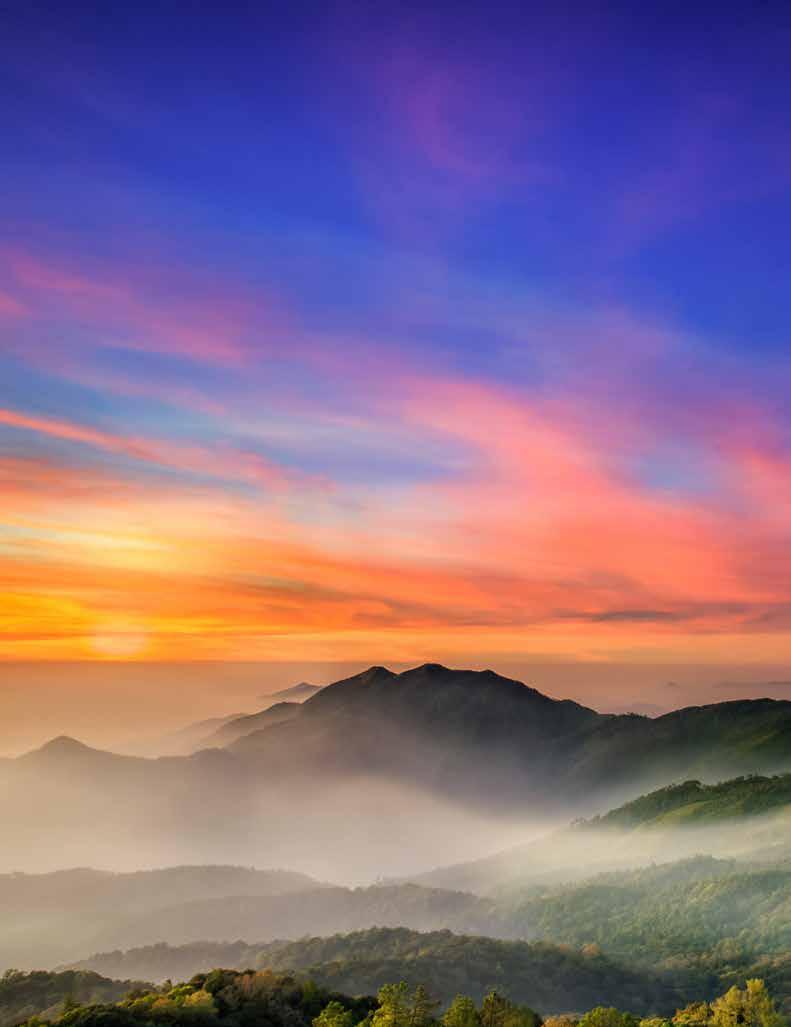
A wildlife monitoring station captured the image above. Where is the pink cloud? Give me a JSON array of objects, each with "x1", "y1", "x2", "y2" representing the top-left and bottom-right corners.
[
  {"x1": 0, "y1": 406, "x2": 325, "y2": 495},
  {"x1": 1, "y1": 248, "x2": 292, "y2": 368}
]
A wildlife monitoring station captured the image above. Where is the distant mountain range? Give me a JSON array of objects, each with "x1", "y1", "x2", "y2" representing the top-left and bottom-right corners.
[
  {"x1": 0, "y1": 866, "x2": 322, "y2": 969},
  {"x1": 260, "y1": 682, "x2": 323, "y2": 705},
  {"x1": 5, "y1": 664, "x2": 791, "y2": 877},
  {"x1": 198, "y1": 701, "x2": 301, "y2": 748},
  {"x1": 62, "y1": 926, "x2": 684, "y2": 1013}
]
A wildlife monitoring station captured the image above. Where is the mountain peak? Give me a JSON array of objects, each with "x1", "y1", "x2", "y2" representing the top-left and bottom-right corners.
[
  {"x1": 17, "y1": 735, "x2": 98, "y2": 764},
  {"x1": 301, "y1": 663, "x2": 600, "y2": 739},
  {"x1": 35, "y1": 735, "x2": 90, "y2": 754}
]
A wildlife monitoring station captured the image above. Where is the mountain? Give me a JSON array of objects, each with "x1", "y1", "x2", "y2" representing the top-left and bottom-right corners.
[
  {"x1": 231, "y1": 664, "x2": 605, "y2": 811},
  {"x1": 7, "y1": 665, "x2": 791, "y2": 879},
  {"x1": 235, "y1": 666, "x2": 791, "y2": 811},
  {"x1": 411, "y1": 773, "x2": 791, "y2": 895},
  {"x1": 65, "y1": 883, "x2": 510, "y2": 959},
  {"x1": 0, "y1": 970, "x2": 150, "y2": 1027},
  {"x1": 0, "y1": 866, "x2": 322, "y2": 970},
  {"x1": 261, "y1": 683, "x2": 323, "y2": 705},
  {"x1": 501, "y1": 854, "x2": 791, "y2": 966},
  {"x1": 198, "y1": 702, "x2": 301, "y2": 749},
  {"x1": 586, "y1": 773, "x2": 791, "y2": 829},
  {"x1": 153, "y1": 714, "x2": 248, "y2": 756},
  {"x1": 65, "y1": 927, "x2": 684, "y2": 1014}
]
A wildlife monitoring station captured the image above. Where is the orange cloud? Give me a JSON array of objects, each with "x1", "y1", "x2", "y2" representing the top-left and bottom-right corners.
[{"x1": 3, "y1": 366, "x2": 791, "y2": 664}]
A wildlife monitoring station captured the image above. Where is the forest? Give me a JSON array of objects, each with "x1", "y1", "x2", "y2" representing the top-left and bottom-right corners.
[{"x1": 3, "y1": 968, "x2": 786, "y2": 1027}]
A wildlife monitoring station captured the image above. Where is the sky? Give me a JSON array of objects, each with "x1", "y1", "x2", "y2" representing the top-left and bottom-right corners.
[{"x1": 3, "y1": 1, "x2": 791, "y2": 727}]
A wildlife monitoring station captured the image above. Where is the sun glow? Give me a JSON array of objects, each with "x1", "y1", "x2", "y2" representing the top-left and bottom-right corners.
[{"x1": 90, "y1": 620, "x2": 150, "y2": 659}]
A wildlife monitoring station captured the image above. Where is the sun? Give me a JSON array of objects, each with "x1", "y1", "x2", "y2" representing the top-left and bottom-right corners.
[{"x1": 90, "y1": 620, "x2": 150, "y2": 658}]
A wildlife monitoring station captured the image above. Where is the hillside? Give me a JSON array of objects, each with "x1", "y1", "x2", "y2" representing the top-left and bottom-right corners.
[
  {"x1": 227, "y1": 668, "x2": 791, "y2": 812},
  {"x1": 503, "y1": 856, "x2": 791, "y2": 961},
  {"x1": 261, "y1": 683, "x2": 323, "y2": 704},
  {"x1": 199, "y1": 703, "x2": 301, "y2": 749},
  {"x1": 153, "y1": 715, "x2": 248, "y2": 757},
  {"x1": 0, "y1": 970, "x2": 149, "y2": 1027},
  {"x1": 413, "y1": 773, "x2": 791, "y2": 896},
  {"x1": 7, "y1": 666, "x2": 791, "y2": 878},
  {"x1": 0, "y1": 866, "x2": 323, "y2": 970},
  {"x1": 66, "y1": 927, "x2": 682, "y2": 1014},
  {"x1": 586, "y1": 774, "x2": 791, "y2": 829},
  {"x1": 77, "y1": 884, "x2": 511, "y2": 956}
]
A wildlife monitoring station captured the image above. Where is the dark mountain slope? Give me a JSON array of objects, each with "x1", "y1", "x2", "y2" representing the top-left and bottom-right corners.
[
  {"x1": 199, "y1": 703, "x2": 300, "y2": 749},
  {"x1": 301, "y1": 663, "x2": 600, "y2": 737},
  {"x1": 6, "y1": 666, "x2": 791, "y2": 881},
  {"x1": 261, "y1": 683, "x2": 323, "y2": 704},
  {"x1": 232, "y1": 664, "x2": 605, "y2": 810},
  {"x1": 234, "y1": 666, "x2": 791, "y2": 813},
  {"x1": 563, "y1": 699, "x2": 791, "y2": 800}
]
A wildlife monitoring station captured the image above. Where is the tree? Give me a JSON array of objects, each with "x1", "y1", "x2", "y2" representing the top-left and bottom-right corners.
[
  {"x1": 481, "y1": 992, "x2": 511, "y2": 1027},
  {"x1": 443, "y1": 997, "x2": 480, "y2": 1027},
  {"x1": 480, "y1": 992, "x2": 540, "y2": 1027},
  {"x1": 710, "y1": 980, "x2": 785, "y2": 1027},
  {"x1": 410, "y1": 987, "x2": 439, "y2": 1027},
  {"x1": 673, "y1": 1004, "x2": 711, "y2": 1027},
  {"x1": 374, "y1": 984, "x2": 412, "y2": 1027},
  {"x1": 578, "y1": 1009, "x2": 638, "y2": 1027},
  {"x1": 315, "y1": 1002, "x2": 355, "y2": 1027}
]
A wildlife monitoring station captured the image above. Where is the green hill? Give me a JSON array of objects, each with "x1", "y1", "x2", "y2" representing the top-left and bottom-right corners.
[
  {"x1": 66, "y1": 928, "x2": 682, "y2": 1015},
  {"x1": 505, "y1": 856, "x2": 791, "y2": 964},
  {"x1": 586, "y1": 775, "x2": 791, "y2": 829},
  {"x1": 0, "y1": 970, "x2": 148, "y2": 1027}
]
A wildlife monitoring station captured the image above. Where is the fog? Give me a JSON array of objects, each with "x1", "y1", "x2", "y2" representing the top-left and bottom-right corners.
[
  {"x1": 2, "y1": 789, "x2": 789, "y2": 974},
  {"x1": 0, "y1": 747, "x2": 557, "y2": 883},
  {"x1": 4, "y1": 661, "x2": 791, "y2": 978}
]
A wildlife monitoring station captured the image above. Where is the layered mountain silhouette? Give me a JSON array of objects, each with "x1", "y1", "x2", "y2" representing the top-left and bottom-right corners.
[
  {"x1": 260, "y1": 682, "x2": 323, "y2": 704},
  {"x1": 5, "y1": 664, "x2": 791, "y2": 877},
  {"x1": 0, "y1": 866, "x2": 323, "y2": 969},
  {"x1": 228, "y1": 664, "x2": 791, "y2": 806},
  {"x1": 198, "y1": 701, "x2": 301, "y2": 748}
]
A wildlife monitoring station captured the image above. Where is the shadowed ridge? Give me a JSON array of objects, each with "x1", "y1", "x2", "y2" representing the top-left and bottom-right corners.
[
  {"x1": 14, "y1": 736, "x2": 170, "y2": 771},
  {"x1": 299, "y1": 662, "x2": 602, "y2": 742},
  {"x1": 300, "y1": 664, "x2": 398, "y2": 716},
  {"x1": 198, "y1": 702, "x2": 301, "y2": 748},
  {"x1": 18, "y1": 736, "x2": 101, "y2": 760}
]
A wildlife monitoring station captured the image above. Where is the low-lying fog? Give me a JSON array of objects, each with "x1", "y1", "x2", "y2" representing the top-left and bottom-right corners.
[{"x1": 3, "y1": 805, "x2": 790, "y2": 973}]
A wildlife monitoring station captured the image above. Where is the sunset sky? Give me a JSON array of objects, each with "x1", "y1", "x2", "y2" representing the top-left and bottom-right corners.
[{"x1": 3, "y1": 3, "x2": 791, "y2": 709}]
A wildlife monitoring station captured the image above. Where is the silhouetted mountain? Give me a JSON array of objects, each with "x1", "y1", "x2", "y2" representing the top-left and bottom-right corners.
[
  {"x1": 6, "y1": 665, "x2": 791, "y2": 880},
  {"x1": 154, "y1": 714, "x2": 248, "y2": 756},
  {"x1": 199, "y1": 703, "x2": 301, "y2": 749},
  {"x1": 233, "y1": 665, "x2": 791, "y2": 812},
  {"x1": 231, "y1": 664, "x2": 603, "y2": 809},
  {"x1": 261, "y1": 683, "x2": 323, "y2": 705}
]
